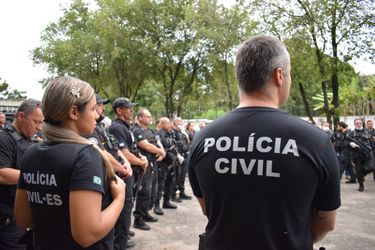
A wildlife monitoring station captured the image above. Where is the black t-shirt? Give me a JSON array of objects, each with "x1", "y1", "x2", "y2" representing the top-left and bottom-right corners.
[
  {"x1": 173, "y1": 128, "x2": 190, "y2": 155},
  {"x1": 155, "y1": 129, "x2": 175, "y2": 164},
  {"x1": 0, "y1": 124, "x2": 33, "y2": 219},
  {"x1": 188, "y1": 107, "x2": 341, "y2": 250},
  {"x1": 366, "y1": 128, "x2": 375, "y2": 150},
  {"x1": 18, "y1": 142, "x2": 111, "y2": 250},
  {"x1": 109, "y1": 118, "x2": 137, "y2": 153},
  {"x1": 132, "y1": 126, "x2": 158, "y2": 161}
]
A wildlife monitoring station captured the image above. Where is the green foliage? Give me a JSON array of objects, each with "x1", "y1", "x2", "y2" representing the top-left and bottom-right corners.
[
  {"x1": 0, "y1": 80, "x2": 9, "y2": 93},
  {"x1": 32, "y1": 0, "x2": 374, "y2": 120},
  {"x1": 32, "y1": 0, "x2": 256, "y2": 119},
  {"x1": 284, "y1": 35, "x2": 323, "y2": 116},
  {"x1": 0, "y1": 78, "x2": 26, "y2": 99},
  {"x1": 340, "y1": 74, "x2": 375, "y2": 115},
  {"x1": 312, "y1": 92, "x2": 333, "y2": 112},
  {"x1": 255, "y1": 0, "x2": 375, "y2": 123},
  {"x1": 192, "y1": 108, "x2": 226, "y2": 120}
]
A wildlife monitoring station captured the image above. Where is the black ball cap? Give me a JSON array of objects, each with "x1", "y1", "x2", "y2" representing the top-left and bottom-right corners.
[
  {"x1": 112, "y1": 97, "x2": 138, "y2": 109},
  {"x1": 96, "y1": 93, "x2": 110, "y2": 105}
]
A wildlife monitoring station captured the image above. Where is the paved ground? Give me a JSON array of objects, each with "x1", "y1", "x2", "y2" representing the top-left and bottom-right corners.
[{"x1": 130, "y1": 176, "x2": 375, "y2": 250}]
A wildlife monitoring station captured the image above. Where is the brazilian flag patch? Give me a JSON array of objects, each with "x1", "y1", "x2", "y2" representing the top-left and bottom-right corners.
[{"x1": 93, "y1": 176, "x2": 102, "y2": 185}]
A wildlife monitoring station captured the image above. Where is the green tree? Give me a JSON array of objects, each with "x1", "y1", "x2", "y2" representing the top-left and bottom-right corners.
[
  {"x1": 199, "y1": 0, "x2": 254, "y2": 110},
  {"x1": 0, "y1": 78, "x2": 27, "y2": 99},
  {"x1": 255, "y1": 0, "x2": 375, "y2": 126},
  {"x1": 31, "y1": 0, "x2": 256, "y2": 118}
]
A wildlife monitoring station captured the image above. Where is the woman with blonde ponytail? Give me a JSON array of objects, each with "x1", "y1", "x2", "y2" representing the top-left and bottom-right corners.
[{"x1": 14, "y1": 76, "x2": 125, "y2": 250}]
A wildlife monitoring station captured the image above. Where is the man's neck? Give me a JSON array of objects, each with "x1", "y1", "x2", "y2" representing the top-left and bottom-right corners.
[
  {"x1": 12, "y1": 121, "x2": 22, "y2": 134},
  {"x1": 140, "y1": 123, "x2": 148, "y2": 129},
  {"x1": 238, "y1": 91, "x2": 279, "y2": 109},
  {"x1": 116, "y1": 116, "x2": 129, "y2": 123}
]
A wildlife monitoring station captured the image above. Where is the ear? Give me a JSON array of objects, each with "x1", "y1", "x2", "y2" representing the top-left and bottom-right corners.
[
  {"x1": 115, "y1": 107, "x2": 121, "y2": 115},
  {"x1": 17, "y1": 111, "x2": 26, "y2": 121},
  {"x1": 68, "y1": 105, "x2": 79, "y2": 121},
  {"x1": 273, "y1": 67, "x2": 284, "y2": 87}
]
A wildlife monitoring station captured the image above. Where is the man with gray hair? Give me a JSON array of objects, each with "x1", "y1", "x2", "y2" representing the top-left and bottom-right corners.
[
  {"x1": 0, "y1": 99, "x2": 44, "y2": 249},
  {"x1": 188, "y1": 36, "x2": 340, "y2": 249}
]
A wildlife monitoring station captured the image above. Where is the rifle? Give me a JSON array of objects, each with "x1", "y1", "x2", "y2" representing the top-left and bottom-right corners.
[
  {"x1": 346, "y1": 134, "x2": 372, "y2": 157},
  {"x1": 131, "y1": 150, "x2": 145, "y2": 202},
  {"x1": 170, "y1": 156, "x2": 183, "y2": 194},
  {"x1": 132, "y1": 166, "x2": 144, "y2": 202}
]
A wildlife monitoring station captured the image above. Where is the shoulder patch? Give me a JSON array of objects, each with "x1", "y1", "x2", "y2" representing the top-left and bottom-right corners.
[{"x1": 93, "y1": 176, "x2": 102, "y2": 185}]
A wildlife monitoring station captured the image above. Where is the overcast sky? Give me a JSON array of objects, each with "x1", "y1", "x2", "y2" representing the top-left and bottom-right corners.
[
  {"x1": 0, "y1": 0, "x2": 374, "y2": 101},
  {"x1": 0, "y1": 0, "x2": 74, "y2": 100}
]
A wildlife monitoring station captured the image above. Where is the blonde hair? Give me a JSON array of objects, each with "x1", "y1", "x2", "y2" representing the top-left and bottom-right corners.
[{"x1": 42, "y1": 76, "x2": 115, "y2": 180}]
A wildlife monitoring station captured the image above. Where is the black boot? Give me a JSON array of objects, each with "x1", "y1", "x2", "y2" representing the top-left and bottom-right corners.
[
  {"x1": 154, "y1": 202, "x2": 164, "y2": 215},
  {"x1": 134, "y1": 217, "x2": 151, "y2": 230},
  {"x1": 163, "y1": 200, "x2": 177, "y2": 209},
  {"x1": 171, "y1": 193, "x2": 182, "y2": 203},
  {"x1": 358, "y1": 183, "x2": 364, "y2": 192},
  {"x1": 143, "y1": 212, "x2": 158, "y2": 222},
  {"x1": 179, "y1": 191, "x2": 192, "y2": 200}
]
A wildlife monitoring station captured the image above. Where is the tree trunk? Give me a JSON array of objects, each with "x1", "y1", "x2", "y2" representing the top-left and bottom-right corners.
[
  {"x1": 176, "y1": 59, "x2": 201, "y2": 117},
  {"x1": 331, "y1": 1, "x2": 340, "y2": 127},
  {"x1": 321, "y1": 80, "x2": 332, "y2": 126},
  {"x1": 223, "y1": 60, "x2": 233, "y2": 110},
  {"x1": 298, "y1": 81, "x2": 315, "y2": 124}
]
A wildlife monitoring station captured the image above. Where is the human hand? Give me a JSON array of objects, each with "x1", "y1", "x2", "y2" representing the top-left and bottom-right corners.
[
  {"x1": 122, "y1": 158, "x2": 132, "y2": 177},
  {"x1": 110, "y1": 175, "x2": 125, "y2": 201},
  {"x1": 156, "y1": 154, "x2": 164, "y2": 162},
  {"x1": 177, "y1": 153, "x2": 184, "y2": 164},
  {"x1": 140, "y1": 156, "x2": 148, "y2": 170},
  {"x1": 349, "y1": 142, "x2": 359, "y2": 148},
  {"x1": 123, "y1": 164, "x2": 133, "y2": 177}
]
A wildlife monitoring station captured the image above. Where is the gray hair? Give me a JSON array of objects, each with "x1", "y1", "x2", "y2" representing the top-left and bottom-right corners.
[
  {"x1": 235, "y1": 35, "x2": 290, "y2": 93},
  {"x1": 16, "y1": 99, "x2": 41, "y2": 116},
  {"x1": 137, "y1": 108, "x2": 150, "y2": 119}
]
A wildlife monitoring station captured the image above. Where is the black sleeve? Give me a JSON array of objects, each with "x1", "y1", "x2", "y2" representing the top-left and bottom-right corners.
[
  {"x1": 0, "y1": 132, "x2": 16, "y2": 168},
  {"x1": 109, "y1": 124, "x2": 129, "y2": 150},
  {"x1": 132, "y1": 127, "x2": 147, "y2": 143},
  {"x1": 187, "y1": 138, "x2": 204, "y2": 198},
  {"x1": 69, "y1": 146, "x2": 105, "y2": 194},
  {"x1": 312, "y1": 139, "x2": 341, "y2": 211}
]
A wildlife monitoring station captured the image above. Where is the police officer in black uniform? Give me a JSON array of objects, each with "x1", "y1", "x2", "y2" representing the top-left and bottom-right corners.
[
  {"x1": 172, "y1": 118, "x2": 192, "y2": 201},
  {"x1": 154, "y1": 117, "x2": 178, "y2": 214},
  {"x1": 188, "y1": 35, "x2": 340, "y2": 249},
  {"x1": 335, "y1": 121, "x2": 356, "y2": 183},
  {"x1": 365, "y1": 119, "x2": 375, "y2": 180},
  {"x1": 109, "y1": 97, "x2": 148, "y2": 249},
  {"x1": 85, "y1": 94, "x2": 134, "y2": 249},
  {"x1": 347, "y1": 118, "x2": 374, "y2": 191},
  {"x1": 132, "y1": 108, "x2": 166, "y2": 230},
  {"x1": 0, "y1": 99, "x2": 44, "y2": 250},
  {"x1": 85, "y1": 94, "x2": 132, "y2": 179}
]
